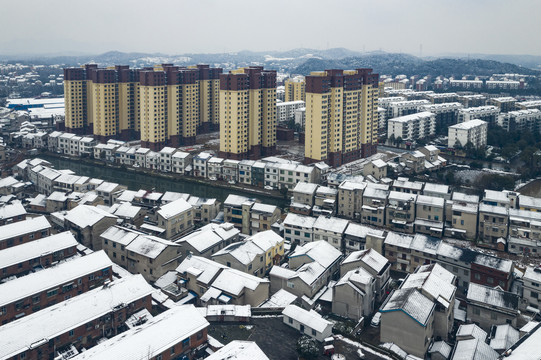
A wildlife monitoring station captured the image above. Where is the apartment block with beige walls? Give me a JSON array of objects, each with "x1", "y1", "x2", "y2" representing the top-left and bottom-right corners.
[
  {"x1": 304, "y1": 68, "x2": 379, "y2": 167},
  {"x1": 285, "y1": 76, "x2": 305, "y2": 102},
  {"x1": 219, "y1": 67, "x2": 277, "y2": 160},
  {"x1": 63, "y1": 63, "x2": 222, "y2": 150}
]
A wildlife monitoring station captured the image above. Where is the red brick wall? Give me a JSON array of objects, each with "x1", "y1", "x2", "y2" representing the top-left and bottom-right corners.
[
  {"x1": 0, "y1": 266, "x2": 112, "y2": 325},
  {"x1": 0, "y1": 245, "x2": 78, "y2": 280},
  {"x1": 0, "y1": 228, "x2": 50, "y2": 250}
]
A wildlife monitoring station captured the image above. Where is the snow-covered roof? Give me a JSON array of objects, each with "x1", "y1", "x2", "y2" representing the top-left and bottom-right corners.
[
  {"x1": 342, "y1": 248, "x2": 389, "y2": 275},
  {"x1": 95, "y1": 181, "x2": 120, "y2": 193},
  {"x1": 524, "y1": 266, "x2": 541, "y2": 284},
  {"x1": 453, "y1": 338, "x2": 499, "y2": 360},
  {"x1": 159, "y1": 146, "x2": 176, "y2": 155},
  {"x1": 457, "y1": 324, "x2": 487, "y2": 341},
  {"x1": 126, "y1": 235, "x2": 179, "y2": 260},
  {"x1": 205, "y1": 340, "x2": 269, "y2": 360},
  {"x1": 211, "y1": 268, "x2": 268, "y2": 296},
  {"x1": 338, "y1": 180, "x2": 366, "y2": 191},
  {"x1": 289, "y1": 240, "x2": 342, "y2": 269},
  {"x1": 519, "y1": 194, "x2": 541, "y2": 209},
  {"x1": 0, "y1": 201, "x2": 26, "y2": 220},
  {"x1": 0, "y1": 231, "x2": 77, "y2": 270},
  {"x1": 402, "y1": 265, "x2": 456, "y2": 306},
  {"x1": 282, "y1": 304, "x2": 332, "y2": 333},
  {"x1": 212, "y1": 231, "x2": 281, "y2": 266},
  {"x1": 178, "y1": 223, "x2": 239, "y2": 253},
  {"x1": 64, "y1": 205, "x2": 117, "y2": 228},
  {"x1": 48, "y1": 283, "x2": 196, "y2": 360},
  {"x1": 472, "y1": 253, "x2": 513, "y2": 273},
  {"x1": 157, "y1": 198, "x2": 192, "y2": 220},
  {"x1": 224, "y1": 194, "x2": 251, "y2": 207},
  {"x1": 283, "y1": 213, "x2": 317, "y2": 229},
  {"x1": 428, "y1": 341, "x2": 452, "y2": 359},
  {"x1": 467, "y1": 283, "x2": 519, "y2": 311},
  {"x1": 416, "y1": 194, "x2": 444, "y2": 207},
  {"x1": 384, "y1": 231, "x2": 414, "y2": 248},
  {"x1": 363, "y1": 185, "x2": 389, "y2": 200},
  {"x1": 0, "y1": 251, "x2": 112, "y2": 307},
  {"x1": 176, "y1": 256, "x2": 227, "y2": 285},
  {"x1": 450, "y1": 119, "x2": 487, "y2": 130},
  {"x1": 313, "y1": 215, "x2": 349, "y2": 234},
  {"x1": 0, "y1": 215, "x2": 50, "y2": 242},
  {"x1": 452, "y1": 192, "x2": 479, "y2": 204},
  {"x1": 336, "y1": 267, "x2": 374, "y2": 291},
  {"x1": 490, "y1": 324, "x2": 519, "y2": 351},
  {"x1": 344, "y1": 223, "x2": 385, "y2": 239},
  {"x1": 261, "y1": 289, "x2": 297, "y2": 308},
  {"x1": 251, "y1": 202, "x2": 278, "y2": 214},
  {"x1": 381, "y1": 288, "x2": 435, "y2": 326}
]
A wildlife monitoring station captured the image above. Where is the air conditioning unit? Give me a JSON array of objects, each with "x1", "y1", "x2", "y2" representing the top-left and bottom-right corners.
[{"x1": 95, "y1": 325, "x2": 100, "y2": 329}]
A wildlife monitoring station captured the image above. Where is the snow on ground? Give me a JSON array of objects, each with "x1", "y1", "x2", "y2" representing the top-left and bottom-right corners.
[{"x1": 334, "y1": 335, "x2": 394, "y2": 360}]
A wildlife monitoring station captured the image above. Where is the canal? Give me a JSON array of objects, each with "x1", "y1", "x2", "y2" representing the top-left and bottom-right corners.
[{"x1": 40, "y1": 155, "x2": 289, "y2": 209}]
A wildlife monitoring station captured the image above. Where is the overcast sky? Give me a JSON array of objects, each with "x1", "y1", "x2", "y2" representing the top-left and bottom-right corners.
[{"x1": 2, "y1": 0, "x2": 541, "y2": 56}]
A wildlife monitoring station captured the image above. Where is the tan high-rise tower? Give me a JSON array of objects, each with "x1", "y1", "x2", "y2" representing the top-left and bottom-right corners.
[
  {"x1": 219, "y1": 67, "x2": 277, "y2": 160},
  {"x1": 63, "y1": 63, "x2": 222, "y2": 149},
  {"x1": 304, "y1": 68, "x2": 379, "y2": 167},
  {"x1": 285, "y1": 76, "x2": 305, "y2": 102}
]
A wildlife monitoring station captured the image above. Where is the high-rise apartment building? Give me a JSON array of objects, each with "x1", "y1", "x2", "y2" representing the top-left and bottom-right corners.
[
  {"x1": 304, "y1": 68, "x2": 379, "y2": 167},
  {"x1": 285, "y1": 76, "x2": 305, "y2": 102},
  {"x1": 219, "y1": 67, "x2": 277, "y2": 160},
  {"x1": 64, "y1": 64, "x2": 222, "y2": 149}
]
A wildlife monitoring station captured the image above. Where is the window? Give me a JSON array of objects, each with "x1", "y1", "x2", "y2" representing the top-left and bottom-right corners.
[
  {"x1": 491, "y1": 312, "x2": 498, "y2": 320},
  {"x1": 473, "y1": 307, "x2": 480, "y2": 315},
  {"x1": 182, "y1": 338, "x2": 190, "y2": 348},
  {"x1": 474, "y1": 273, "x2": 481, "y2": 280},
  {"x1": 289, "y1": 316, "x2": 293, "y2": 324},
  {"x1": 156, "y1": 356, "x2": 162, "y2": 360},
  {"x1": 69, "y1": 330, "x2": 74, "y2": 337}
]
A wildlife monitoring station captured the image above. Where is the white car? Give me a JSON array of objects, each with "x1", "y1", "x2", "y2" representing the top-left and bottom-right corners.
[{"x1": 370, "y1": 312, "x2": 381, "y2": 327}]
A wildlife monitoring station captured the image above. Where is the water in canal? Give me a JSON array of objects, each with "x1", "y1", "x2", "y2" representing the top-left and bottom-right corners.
[{"x1": 40, "y1": 155, "x2": 289, "y2": 208}]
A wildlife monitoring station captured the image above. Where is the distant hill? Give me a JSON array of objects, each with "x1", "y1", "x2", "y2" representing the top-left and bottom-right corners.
[
  {"x1": 292, "y1": 55, "x2": 539, "y2": 77},
  {"x1": 1, "y1": 48, "x2": 539, "y2": 79}
]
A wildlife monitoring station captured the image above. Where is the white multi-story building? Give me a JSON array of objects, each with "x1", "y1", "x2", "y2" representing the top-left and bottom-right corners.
[
  {"x1": 449, "y1": 79, "x2": 483, "y2": 89},
  {"x1": 448, "y1": 119, "x2": 488, "y2": 149},
  {"x1": 457, "y1": 106, "x2": 500, "y2": 125},
  {"x1": 277, "y1": 100, "x2": 305, "y2": 122},
  {"x1": 389, "y1": 99, "x2": 431, "y2": 118},
  {"x1": 388, "y1": 111, "x2": 436, "y2": 142},
  {"x1": 498, "y1": 109, "x2": 541, "y2": 132}
]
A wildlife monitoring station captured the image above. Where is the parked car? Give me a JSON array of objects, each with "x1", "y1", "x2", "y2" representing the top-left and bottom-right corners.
[{"x1": 370, "y1": 312, "x2": 381, "y2": 327}]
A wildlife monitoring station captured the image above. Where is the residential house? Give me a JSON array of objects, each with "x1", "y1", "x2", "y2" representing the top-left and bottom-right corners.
[
  {"x1": 340, "y1": 248, "x2": 391, "y2": 303},
  {"x1": 269, "y1": 241, "x2": 342, "y2": 301},
  {"x1": 193, "y1": 152, "x2": 213, "y2": 177},
  {"x1": 0, "y1": 215, "x2": 51, "y2": 251},
  {"x1": 282, "y1": 304, "x2": 333, "y2": 342},
  {"x1": 522, "y1": 266, "x2": 541, "y2": 310},
  {"x1": 63, "y1": 205, "x2": 118, "y2": 250},
  {"x1": 380, "y1": 288, "x2": 435, "y2": 358},
  {"x1": 187, "y1": 196, "x2": 220, "y2": 224},
  {"x1": 156, "y1": 198, "x2": 194, "y2": 239},
  {"x1": 313, "y1": 186, "x2": 337, "y2": 216},
  {"x1": 177, "y1": 222, "x2": 240, "y2": 259},
  {"x1": 478, "y1": 203, "x2": 509, "y2": 249},
  {"x1": 250, "y1": 203, "x2": 281, "y2": 234},
  {"x1": 415, "y1": 194, "x2": 445, "y2": 237},
  {"x1": 363, "y1": 159, "x2": 387, "y2": 180},
  {"x1": 208, "y1": 157, "x2": 224, "y2": 179},
  {"x1": 0, "y1": 275, "x2": 152, "y2": 360},
  {"x1": 223, "y1": 159, "x2": 240, "y2": 182},
  {"x1": 343, "y1": 223, "x2": 386, "y2": 254},
  {"x1": 386, "y1": 191, "x2": 417, "y2": 233},
  {"x1": 70, "y1": 305, "x2": 209, "y2": 360},
  {"x1": 337, "y1": 180, "x2": 366, "y2": 220},
  {"x1": 0, "y1": 231, "x2": 78, "y2": 280},
  {"x1": 212, "y1": 230, "x2": 284, "y2": 277},
  {"x1": 466, "y1": 283, "x2": 520, "y2": 331},
  {"x1": 158, "y1": 146, "x2": 176, "y2": 172},
  {"x1": 0, "y1": 251, "x2": 112, "y2": 325},
  {"x1": 361, "y1": 184, "x2": 389, "y2": 227},
  {"x1": 283, "y1": 213, "x2": 316, "y2": 245},
  {"x1": 0, "y1": 201, "x2": 27, "y2": 225},
  {"x1": 172, "y1": 150, "x2": 192, "y2": 174},
  {"x1": 332, "y1": 267, "x2": 376, "y2": 321},
  {"x1": 313, "y1": 215, "x2": 349, "y2": 250}
]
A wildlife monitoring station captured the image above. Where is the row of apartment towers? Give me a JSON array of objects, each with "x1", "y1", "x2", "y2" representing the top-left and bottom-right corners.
[{"x1": 64, "y1": 64, "x2": 379, "y2": 165}]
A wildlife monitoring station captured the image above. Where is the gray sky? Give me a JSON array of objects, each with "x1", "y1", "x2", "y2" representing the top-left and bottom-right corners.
[{"x1": 2, "y1": 0, "x2": 541, "y2": 56}]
